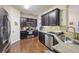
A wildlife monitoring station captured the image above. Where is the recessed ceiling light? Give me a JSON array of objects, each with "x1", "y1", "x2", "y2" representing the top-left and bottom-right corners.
[{"x1": 24, "y1": 5, "x2": 29, "y2": 9}]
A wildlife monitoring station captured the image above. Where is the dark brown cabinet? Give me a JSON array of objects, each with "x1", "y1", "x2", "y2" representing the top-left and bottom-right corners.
[
  {"x1": 49, "y1": 8, "x2": 60, "y2": 25},
  {"x1": 41, "y1": 8, "x2": 60, "y2": 26},
  {"x1": 42, "y1": 14, "x2": 49, "y2": 26},
  {"x1": 26, "y1": 18, "x2": 37, "y2": 27},
  {"x1": 20, "y1": 17, "x2": 37, "y2": 27},
  {"x1": 38, "y1": 32, "x2": 45, "y2": 45}
]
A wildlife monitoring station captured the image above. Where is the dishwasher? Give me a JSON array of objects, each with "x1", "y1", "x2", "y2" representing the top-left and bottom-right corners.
[{"x1": 45, "y1": 34, "x2": 54, "y2": 50}]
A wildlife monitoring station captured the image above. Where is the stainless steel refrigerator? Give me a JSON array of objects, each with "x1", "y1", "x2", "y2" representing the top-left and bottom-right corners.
[{"x1": 0, "y1": 8, "x2": 11, "y2": 52}]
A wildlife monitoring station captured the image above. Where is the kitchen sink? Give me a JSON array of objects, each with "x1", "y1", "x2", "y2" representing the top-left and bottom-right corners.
[
  {"x1": 62, "y1": 37, "x2": 79, "y2": 45},
  {"x1": 48, "y1": 31, "x2": 79, "y2": 46}
]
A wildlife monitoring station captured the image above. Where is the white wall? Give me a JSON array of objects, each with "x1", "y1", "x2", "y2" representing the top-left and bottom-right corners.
[
  {"x1": 68, "y1": 5, "x2": 79, "y2": 33},
  {"x1": 37, "y1": 16, "x2": 41, "y2": 30},
  {"x1": 2, "y1": 6, "x2": 20, "y2": 44}
]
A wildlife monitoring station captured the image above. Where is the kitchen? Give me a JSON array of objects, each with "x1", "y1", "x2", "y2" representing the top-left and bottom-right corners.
[{"x1": 0, "y1": 5, "x2": 79, "y2": 53}]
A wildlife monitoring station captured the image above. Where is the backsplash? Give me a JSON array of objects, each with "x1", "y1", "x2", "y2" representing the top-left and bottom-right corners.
[
  {"x1": 41, "y1": 26, "x2": 61, "y2": 32},
  {"x1": 60, "y1": 26, "x2": 67, "y2": 32},
  {"x1": 41, "y1": 26, "x2": 79, "y2": 39}
]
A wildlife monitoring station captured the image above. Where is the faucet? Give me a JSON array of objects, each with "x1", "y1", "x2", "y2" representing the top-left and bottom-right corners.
[{"x1": 66, "y1": 26, "x2": 75, "y2": 38}]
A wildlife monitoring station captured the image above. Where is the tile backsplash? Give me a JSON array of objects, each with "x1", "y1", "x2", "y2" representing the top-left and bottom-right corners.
[
  {"x1": 40, "y1": 26, "x2": 79, "y2": 40},
  {"x1": 41, "y1": 26, "x2": 61, "y2": 32}
]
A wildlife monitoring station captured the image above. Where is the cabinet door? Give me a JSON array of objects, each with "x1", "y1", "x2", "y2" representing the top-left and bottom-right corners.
[
  {"x1": 20, "y1": 17, "x2": 27, "y2": 27},
  {"x1": 39, "y1": 32, "x2": 45, "y2": 45},
  {"x1": 32, "y1": 19, "x2": 37, "y2": 27},
  {"x1": 20, "y1": 18, "x2": 37, "y2": 27},
  {"x1": 41, "y1": 14, "x2": 49, "y2": 26},
  {"x1": 35, "y1": 19, "x2": 37, "y2": 27},
  {"x1": 49, "y1": 11, "x2": 57, "y2": 26},
  {"x1": 48, "y1": 9, "x2": 60, "y2": 26},
  {"x1": 41, "y1": 15, "x2": 45, "y2": 26}
]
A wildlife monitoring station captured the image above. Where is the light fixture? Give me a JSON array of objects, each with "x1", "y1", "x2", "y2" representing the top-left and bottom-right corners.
[{"x1": 24, "y1": 5, "x2": 29, "y2": 9}]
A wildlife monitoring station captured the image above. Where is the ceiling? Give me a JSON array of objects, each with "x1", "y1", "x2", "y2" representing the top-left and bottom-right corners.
[{"x1": 12, "y1": 5, "x2": 53, "y2": 16}]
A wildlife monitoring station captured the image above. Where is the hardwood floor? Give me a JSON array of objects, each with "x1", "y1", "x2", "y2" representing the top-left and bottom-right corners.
[{"x1": 9, "y1": 37, "x2": 49, "y2": 53}]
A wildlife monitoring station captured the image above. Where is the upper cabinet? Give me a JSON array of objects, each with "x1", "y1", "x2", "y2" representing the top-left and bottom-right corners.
[
  {"x1": 20, "y1": 17, "x2": 37, "y2": 27},
  {"x1": 49, "y1": 8, "x2": 60, "y2": 26},
  {"x1": 42, "y1": 13, "x2": 49, "y2": 26},
  {"x1": 41, "y1": 8, "x2": 60, "y2": 26}
]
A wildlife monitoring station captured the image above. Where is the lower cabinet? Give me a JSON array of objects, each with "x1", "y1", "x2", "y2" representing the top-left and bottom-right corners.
[
  {"x1": 20, "y1": 31, "x2": 27, "y2": 39},
  {"x1": 39, "y1": 32, "x2": 54, "y2": 50},
  {"x1": 38, "y1": 32, "x2": 59, "y2": 52},
  {"x1": 38, "y1": 32, "x2": 45, "y2": 45}
]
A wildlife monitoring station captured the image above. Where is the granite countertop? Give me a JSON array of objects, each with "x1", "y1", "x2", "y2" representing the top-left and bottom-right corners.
[
  {"x1": 52, "y1": 33, "x2": 79, "y2": 53},
  {"x1": 53, "y1": 43, "x2": 79, "y2": 53},
  {"x1": 39, "y1": 30, "x2": 79, "y2": 53},
  {"x1": 39, "y1": 30, "x2": 63, "y2": 35},
  {"x1": 51, "y1": 33, "x2": 79, "y2": 53}
]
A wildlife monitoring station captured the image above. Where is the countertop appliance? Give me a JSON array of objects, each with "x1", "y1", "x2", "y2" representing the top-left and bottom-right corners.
[{"x1": 0, "y1": 8, "x2": 11, "y2": 52}]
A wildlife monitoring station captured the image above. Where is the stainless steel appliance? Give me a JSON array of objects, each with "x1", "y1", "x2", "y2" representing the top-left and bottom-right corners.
[
  {"x1": 0, "y1": 8, "x2": 11, "y2": 52},
  {"x1": 45, "y1": 34, "x2": 54, "y2": 50},
  {"x1": 45, "y1": 32, "x2": 62, "y2": 50}
]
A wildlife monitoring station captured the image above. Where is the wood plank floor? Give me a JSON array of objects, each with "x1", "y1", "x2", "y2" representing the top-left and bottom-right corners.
[{"x1": 9, "y1": 37, "x2": 49, "y2": 53}]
